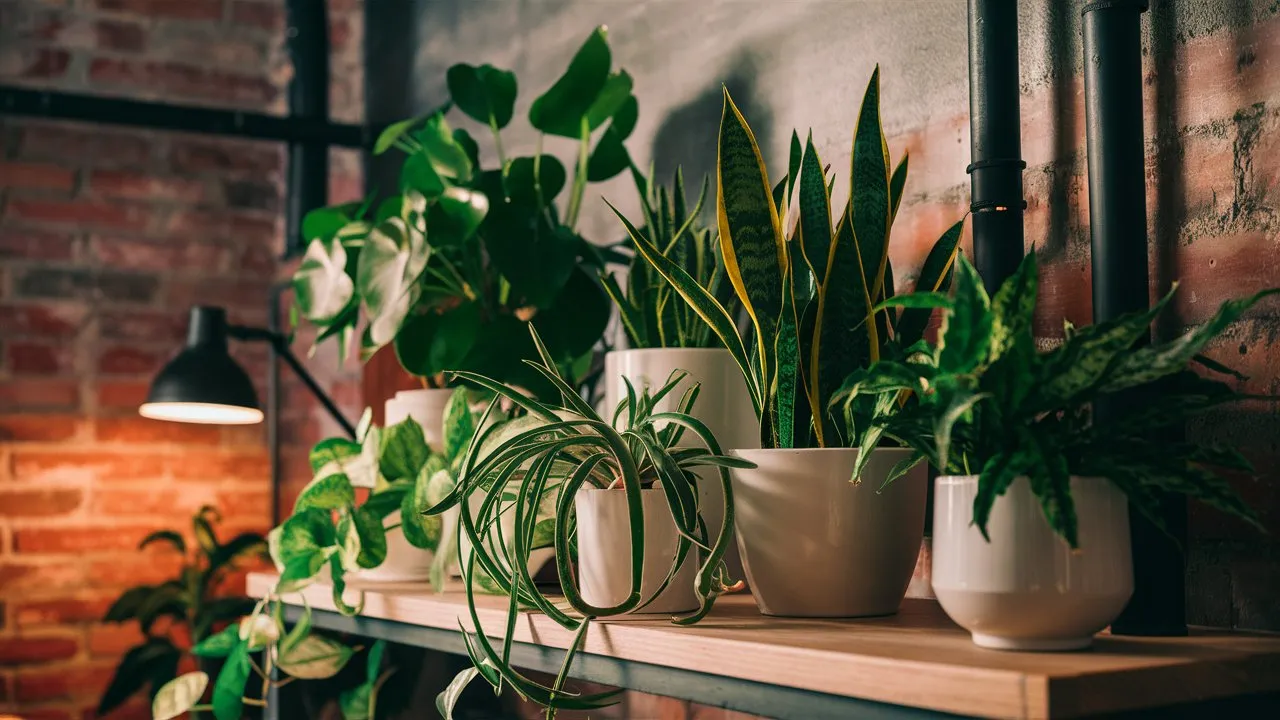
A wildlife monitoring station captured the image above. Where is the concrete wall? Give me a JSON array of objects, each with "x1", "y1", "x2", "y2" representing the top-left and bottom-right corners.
[{"x1": 368, "y1": 0, "x2": 1280, "y2": 637}]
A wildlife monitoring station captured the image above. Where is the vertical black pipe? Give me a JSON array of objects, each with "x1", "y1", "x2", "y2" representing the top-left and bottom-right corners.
[
  {"x1": 284, "y1": 0, "x2": 330, "y2": 257},
  {"x1": 268, "y1": 287, "x2": 283, "y2": 525},
  {"x1": 967, "y1": 0, "x2": 1026, "y2": 293},
  {"x1": 1083, "y1": 0, "x2": 1188, "y2": 636}
]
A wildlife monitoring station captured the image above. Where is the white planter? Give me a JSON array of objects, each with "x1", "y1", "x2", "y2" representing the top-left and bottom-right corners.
[
  {"x1": 604, "y1": 348, "x2": 756, "y2": 582},
  {"x1": 729, "y1": 447, "x2": 927, "y2": 617},
  {"x1": 932, "y1": 475, "x2": 1133, "y2": 651},
  {"x1": 353, "y1": 523, "x2": 432, "y2": 583},
  {"x1": 385, "y1": 388, "x2": 455, "y2": 454},
  {"x1": 575, "y1": 487, "x2": 698, "y2": 614}
]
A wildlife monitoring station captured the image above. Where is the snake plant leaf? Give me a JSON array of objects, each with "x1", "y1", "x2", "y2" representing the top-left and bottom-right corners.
[
  {"x1": 936, "y1": 255, "x2": 992, "y2": 375},
  {"x1": 774, "y1": 265, "x2": 801, "y2": 448},
  {"x1": 504, "y1": 155, "x2": 567, "y2": 207},
  {"x1": 352, "y1": 505, "x2": 388, "y2": 569},
  {"x1": 294, "y1": 472, "x2": 356, "y2": 512},
  {"x1": 798, "y1": 133, "x2": 834, "y2": 289},
  {"x1": 394, "y1": 302, "x2": 483, "y2": 379},
  {"x1": 787, "y1": 130, "x2": 802, "y2": 200},
  {"x1": 850, "y1": 66, "x2": 893, "y2": 306},
  {"x1": 889, "y1": 152, "x2": 909, "y2": 219},
  {"x1": 895, "y1": 219, "x2": 964, "y2": 347},
  {"x1": 528, "y1": 27, "x2": 612, "y2": 138},
  {"x1": 357, "y1": 216, "x2": 429, "y2": 348},
  {"x1": 446, "y1": 63, "x2": 518, "y2": 129},
  {"x1": 610, "y1": 200, "x2": 761, "y2": 414},
  {"x1": 812, "y1": 212, "x2": 874, "y2": 444},
  {"x1": 1097, "y1": 287, "x2": 1280, "y2": 394},
  {"x1": 151, "y1": 671, "x2": 207, "y2": 720},
  {"x1": 602, "y1": 272, "x2": 648, "y2": 347},
  {"x1": 717, "y1": 89, "x2": 786, "y2": 412}
]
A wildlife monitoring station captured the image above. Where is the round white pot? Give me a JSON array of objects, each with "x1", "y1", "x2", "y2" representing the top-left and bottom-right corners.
[
  {"x1": 932, "y1": 475, "x2": 1133, "y2": 651},
  {"x1": 385, "y1": 388, "x2": 456, "y2": 453},
  {"x1": 575, "y1": 487, "x2": 698, "y2": 614},
  {"x1": 353, "y1": 521, "x2": 432, "y2": 583},
  {"x1": 729, "y1": 447, "x2": 927, "y2": 617},
  {"x1": 604, "y1": 348, "x2": 756, "y2": 582}
]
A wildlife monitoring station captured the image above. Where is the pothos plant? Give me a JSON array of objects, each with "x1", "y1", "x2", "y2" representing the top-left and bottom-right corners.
[
  {"x1": 602, "y1": 167, "x2": 739, "y2": 349},
  {"x1": 610, "y1": 66, "x2": 964, "y2": 457},
  {"x1": 423, "y1": 325, "x2": 752, "y2": 718},
  {"x1": 833, "y1": 252, "x2": 1275, "y2": 545},
  {"x1": 98, "y1": 507, "x2": 265, "y2": 718},
  {"x1": 291, "y1": 26, "x2": 638, "y2": 395}
]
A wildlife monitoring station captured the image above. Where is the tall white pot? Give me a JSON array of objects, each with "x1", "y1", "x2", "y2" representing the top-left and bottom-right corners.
[
  {"x1": 932, "y1": 475, "x2": 1133, "y2": 651},
  {"x1": 353, "y1": 389, "x2": 456, "y2": 583},
  {"x1": 603, "y1": 349, "x2": 757, "y2": 581},
  {"x1": 576, "y1": 487, "x2": 698, "y2": 614},
  {"x1": 729, "y1": 447, "x2": 927, "y2": 617}
]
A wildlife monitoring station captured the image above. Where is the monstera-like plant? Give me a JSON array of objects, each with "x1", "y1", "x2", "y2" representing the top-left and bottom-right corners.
[{"x1": 291, "y1": 26, "x2": 636, "y2": 394}]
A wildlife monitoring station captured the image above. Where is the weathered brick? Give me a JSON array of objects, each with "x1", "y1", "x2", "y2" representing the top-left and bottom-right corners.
[
  {"x1": 94, "y1": 20, "x2": 146, "y2": 53},
  {"x1": 222, "y1": 178, "x2": 280, "y2": 212},
  {"x1": 89, "y1": 58, "x2": 279, "y2": 108},
  {"x1": 88, "y1": 170, "x2": 205, "y2": 203},
  {"x1": 15, "y1": 595, "x2": 117, "y2": 627},
  {"x1": 0, "y1": 47, "x2": 71, "y2": 79},
  {"x1": 6, "y1": 198, "x2": 151, "y2": 232},
  {"x1": 92, "y1": 485, "x2": 210, "y2": 517},
  {"x1": 94, "y1": 380, "x2": 150, "y2": 410},
  {"x1": 87, "y1": 623, "x2": 145, "y2": 657},
  {"x1": 98, "y1": 309, "x2": 186, "y2": 343},
  {"x1": 6, "y1": 341, "x2": 73, "y2": 376},
  {"x1": 0, "y1": 228, "x2": 77, "y2": 261},
  {"x1": 0, "y1": 415, "x2": 82, "y2": 442},
  {"x1": 0, "y1": 162, "x2": 77, "y2": 192},
  {"x1": 0, "y1": 302, "x2": 88, "y2": 338},
  {"x1": 91, "y1": 235, "x2": 225, "y2": 273},
  {"x1": 168, "y1": 137, "x2": 282, "y2": 176},
  {"x1": 17, "y1": 122, "x2": 153, "y2": 169},
  {"x1": 0, "y1": 560, "x2": 84, "y2": 593},
  {"x1": 96, "y1": 345, "x2": 165, "y2": 375},
  {"x1": 0, "y1": 378, "x2": 81, "y2": 410},
  {"x1": 0, "y1": 488, "x2": 83, "y2": 517},
  {"x1": 0, "y1": 637, "x2": 80, "y2": 666},
  {"x1": 170, "y1": 449, "x2": 269, "y2": 481},
  {"x1": 86, "y1": 553, "x2": 184, "y2": 588},
  {"x1": 229, "y1": 0, "x2": 283, "y2": 30},
  {"x1": 92, "y1": 0, "x2": 223, "y2": 21},
  {"x1": 14, "y1": 663, "x2": 114, "y2": 702},
  {"x1": 13, "y1": 527, "x2": 157, "y2": 554},
  {"x1": 93, "y1": 416, "x2": 221, "y2": 445},
  {"x1": 10, "y1": 450, "x2": 169, "y2": 482},
  {"x1": 15, "y1": 268, "x2": 159, "y2": 304}
]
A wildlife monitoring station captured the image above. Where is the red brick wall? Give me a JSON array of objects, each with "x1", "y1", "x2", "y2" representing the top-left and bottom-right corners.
[{"x1": 0, "y1": 2, "x2": 364, "y2": 718}]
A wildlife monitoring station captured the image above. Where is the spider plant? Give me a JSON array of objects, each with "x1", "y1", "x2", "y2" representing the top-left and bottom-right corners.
[
  {"x1": 608, "y1": 66, "x2": 964, "y2": 456},
  {"x1": 424, "y1": 325, "x2": 752, "y2": 718}
]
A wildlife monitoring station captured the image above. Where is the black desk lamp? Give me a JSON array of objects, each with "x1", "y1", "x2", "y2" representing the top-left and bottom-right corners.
[{"x1": 141, "y1": 306, "x2": 356, "y2": 517}]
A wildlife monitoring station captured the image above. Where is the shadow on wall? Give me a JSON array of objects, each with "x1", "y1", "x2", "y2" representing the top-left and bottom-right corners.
[{"x1": 649, "y1": 52, "x2": 774, "y2": 204}]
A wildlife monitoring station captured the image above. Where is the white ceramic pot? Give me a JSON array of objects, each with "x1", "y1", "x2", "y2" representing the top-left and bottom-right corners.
[
  {"x1": 932, "y1": 475, "x2": 1133, "y2": 651},
  {"x1": 353, "y1": 521, "x2": 432, "y2": 583},
  {"x1": 385, "y1": 388, "x2": 455, "y2": 453},
  {"x1": 729, "y1": 447, "x2": 927, "y2": 617},
  {"x1": 604, "y1": 348, "x2": 756, "y2": 581},
  {"x1": 575, "y1": 487, "x2": 698, "y2": 614}
]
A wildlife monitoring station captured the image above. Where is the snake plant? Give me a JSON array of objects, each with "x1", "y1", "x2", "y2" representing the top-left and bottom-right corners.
[
  {"x1": 609, "y1": 66, "x2": 964, "y2": 451},
  {"x1": 424, "y1": 325, "x2": 751, "y2": 718},
  {"x1": 834, "y1": 252, "x2": 1274, "y2": 545}
]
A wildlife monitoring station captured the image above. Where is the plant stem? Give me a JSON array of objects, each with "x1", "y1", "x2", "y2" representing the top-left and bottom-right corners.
[
  {"x1": 488, "y1": 113, "x2": 506, "y2": 167},
  {"x1": 565, "y1": 118, "x2": 591, "y2": 231}
]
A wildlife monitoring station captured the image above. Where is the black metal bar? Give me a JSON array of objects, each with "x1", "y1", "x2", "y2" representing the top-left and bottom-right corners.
[
  {"x1": 266, "y1": 290, "x2": 283, "y2": 525},
  {"x1": 1082, "y1": 0, "x2": 1187, "y2": 637},
  {"x1": 0, "y1": 86, "x2": 368, "y2": 147},
  {"x1": 284, "y1": 0, "x2": 331, "y2": 257},
  {"x1": 967, "y1": 0, "x2": 1026, "y2": 293},
  {"x1": 229, "y1": 323, "x2": 357, "y2": 440}
]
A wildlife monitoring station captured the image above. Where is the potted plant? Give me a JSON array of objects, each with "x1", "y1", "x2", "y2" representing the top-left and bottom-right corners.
[
  {"x1": 425, "y1": 325, "x2": 751, "y2": 718},
  {"x1": 290, "y1": 25, "x2": 637, "y2": 440},
  {"x1": 601, "y1": 168, "x2": 754, "y2": 576},
  {"x1": 98, "y1": 507, "x2": 264, "y2": 719},
  {"x1": 610, "y1": 67, "x2": 964, "y2": 617},
  {"x1": 838, "y1": 252, "x2": 1274, "y2": 649}
]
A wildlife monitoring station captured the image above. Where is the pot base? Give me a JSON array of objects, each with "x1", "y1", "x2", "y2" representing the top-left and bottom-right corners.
[{"x1": 971, "y1": 633, "x2": 1093, "y2": 652}]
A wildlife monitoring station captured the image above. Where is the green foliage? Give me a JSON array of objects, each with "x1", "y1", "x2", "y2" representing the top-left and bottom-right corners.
[
  {"x1": 836, "y1": 252, "x2": 1275, "y2": 545},
  {"x1": 602, "y1": 167, "x2": 741, "y2": 349},
  {"x1": 97, "y1": 508, "x2": 266, "y2": 719},
  {"x1": 426, "y1": 324, "x2": 753, "y2": 719},
  {"x1": 611, "y1": 67, "x2": 963, "y2": 449},
  {"x1": 292, "y1": 27, "x2": 634, "y2": 395}
]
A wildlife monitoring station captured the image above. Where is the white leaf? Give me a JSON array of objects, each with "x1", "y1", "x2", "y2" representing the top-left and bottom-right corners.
[
  {"x1": 152, "y1": 671, "x2": 209, "y2": 720},
  {"x1": 277, "y1": 634, "x2": 355, "y2": 679}
]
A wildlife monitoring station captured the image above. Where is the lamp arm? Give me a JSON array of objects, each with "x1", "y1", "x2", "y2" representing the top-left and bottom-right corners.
[{"x1": 229, "y1": 325, "x2": 358, "y2": 440}]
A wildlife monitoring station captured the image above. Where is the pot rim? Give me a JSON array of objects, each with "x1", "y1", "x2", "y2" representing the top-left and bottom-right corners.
[
  {"x1": 575, "y1": 485, "x2": 662, "y2": 495},
  {"x1": 936, "y1": 474, "x2": 1109, "y2": 485},
  {"x1": 393, "y1": 387, "x2": 456, "y2": 398},
  {"x1": 606, "y1": 347, "x2": 733, "y2": 358},
  {"x1": 729, "y1": 446, "x2": 915, "y2": 458}
]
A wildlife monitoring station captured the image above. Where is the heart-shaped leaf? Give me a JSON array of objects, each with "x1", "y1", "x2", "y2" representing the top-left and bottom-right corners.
[
  {"x1": 357, "y1": 216, "x2": 430, "y2": 349},
  {"x1": 483, "y1": 209, "x2": 578, "y2": 307},
  {"x1": 378, "y1": 416, "x2": 430, "y2": 481},
  {"x1": 503, "y1": 156, "x2": 567, "y2": 207},
  {"x1": 432, "y1": 186, "x2": 489, "y2": 243},
  {"x1": 277, "y1": 634, "x2": 355, "y2": 680},
  {"x1": 413, "y1": 113, "x2": 473, "y2": 183},
  {"x1": 352, "y1": 505, "x2": 388, "y2": 569},
  {"x1": 447, "y1": 63, "x2": 518, "y2": 129},
  {"x1": 394, "y1": 302, "x2": 483, "y2": 378},
  {"x1": 294, "y1": 472, "x2": 355, "y2": 512},
  {"x1": 152, "y1": 671, "x2": 209, "y2": 720},
  {"x1": 584, "y1": 71, "x2": 633, "y2": 131},
  {"x1": 528, "y1": 27, "x2": 612, "y2": 138}
]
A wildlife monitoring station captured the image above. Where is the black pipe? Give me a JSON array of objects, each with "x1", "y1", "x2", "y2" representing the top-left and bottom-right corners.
[
  {"x1": 966, "y1": 0, "x2": 1026, "y2": 293},
  {"x1": 284, "y1": 0, "x2": 331, "y2": 258},
  {"x1": 1082, "y1": 0, "x2": 1187, "y2": 636},
  {"x1": 0, "y1": 86, "x2": 366, "y2": 147}
]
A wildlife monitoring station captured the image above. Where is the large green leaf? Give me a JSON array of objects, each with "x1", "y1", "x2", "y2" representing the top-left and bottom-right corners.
[
  {"x1": 528, "y1": 27, "x2": 612, "y2": 138},
  {"x1": 352, "y1": 505, "x2": 388, "y2": 569},
  {"x1": 797, "y1": 133, "x2": 833, "y2": 288},
  {"x1": 309, "y1": 437, "x2": 363, "y2": 474},
  {"x1": 482, "y1": 206, "x2": 578, "y2": 308},
  {"x1": 447, "y1": 63, "x2": 517, "y2": 129},
  {"x1": 432, "y1": 186, "x2": 489, "y2": 244},
  {"x1": 529, "y1": 266, "x2": 613, "y2": 363},
  {"x1": 503, "y1": 155, "x2": 567, "y2": 207},
  {"x1": 850, "y1": 66, "x2": 892, "y2": 305},
  {"x1": 191, "y1": 624, "x2": 240, "y2": 659},
  {"x1": 443, "y1": 387, "x2": 475, "y2": 464},
  {"x1": 212, "y1": 639, "x2": 251, "y2": 720},
  {"x1": 293, "y1": 237, "x2": 355, "y2": 324},
  {"x1": 294, "y1": 472, "x2": 356, "y2": 512},
  {"x1": 813, "y1": 212, "x2": 874, "y2": 443},
  {"x1": 937, "y1": 255, "x2": 992, "y2": 374},
  {"x1": 394, "y1": 302, "x2": 483, "y2": 378},
  {"x1": 205, "y1": 532, "x2": 267, "y2": 576},
  {"x1": 378, "y1": 417, "x2": 430, "y2": 481},
  {"x1": 402, "y1": 460, "x2": 447, "y2": 551},
  {"x1": 152, "y1": 671, "x2": 208, "y2": 720},
  {"x1": 356, "y1": 215, "x2": 429, "y2": 348},
  {"x1": 278, "y1": 634, "x2": 356, "y2": 679},
  {"x1": 277, "y1": 508, "x2": 337, "y2": 566},
  {"x1": 895, "y1": 219, "x2": 963, "y2": 347},
  {"x1": 586, "y1": 95, "x2": 638, "y2": 182},
  {"x1": 104, "y1": 585, "x2": 154, "y2": 623},
  {"x1": 97, "y1": 638, "x2": 182, "y2": 717},
  {"x1": 584, "y1": 71, "x2": 634, "y2": 130}
]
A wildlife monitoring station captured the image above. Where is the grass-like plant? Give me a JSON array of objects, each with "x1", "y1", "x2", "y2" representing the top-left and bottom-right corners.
[
  {"x1": 602, "y1": 168, "x2": 739, "y2": 349},
  {"x1": 98, "y1": 507, "x2": 265, "y2": 718},
  {"x1": 424, "y1": 325, "x2": 751, "y2": 718},
  {"x1": 609, "y1": 66, "x2": 964, "y2": 452},
  {"x1": 833, "y1": 252, "x2": 1275, "y2": 545}
]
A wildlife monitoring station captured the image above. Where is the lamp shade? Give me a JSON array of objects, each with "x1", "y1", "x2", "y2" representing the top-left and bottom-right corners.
[{"x1": 139, "y1": 306, "x2": 264, "y2": 425}]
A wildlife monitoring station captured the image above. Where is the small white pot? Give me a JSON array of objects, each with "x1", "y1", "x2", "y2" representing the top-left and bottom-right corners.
[
  {"x1": 604, "y1": 348, "x2": 756, "y2": 581},
  {"x1": 729, "y1": 447, "x2": 927, "y2": 617},
  {"x1": 385, "y1": 388, "x2": 455, "y2": 454},
  {"x1": 932, "y1": 475, "x2": 1133, "y2": 651},
  {"x1": 353, "y1": 523, "x2": 432, "y2": 583},
  {"x1": 575, "y1": 487, "x2": 698, "y2": 614}
]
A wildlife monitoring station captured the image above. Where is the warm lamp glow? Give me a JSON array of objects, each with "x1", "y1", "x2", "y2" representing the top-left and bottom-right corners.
[{"x1": 139, "y1": 402, "x2": 264, "y2": 425}]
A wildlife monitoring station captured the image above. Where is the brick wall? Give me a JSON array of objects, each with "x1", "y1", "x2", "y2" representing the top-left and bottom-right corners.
[{"x1": 0, "y1": 1, "x2": 363, "y2": 718}]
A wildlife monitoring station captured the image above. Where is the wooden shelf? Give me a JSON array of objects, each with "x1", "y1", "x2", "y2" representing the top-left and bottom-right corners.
[{"x1": 248, "y1": 573, "x2": 1280, "y2": 719}]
